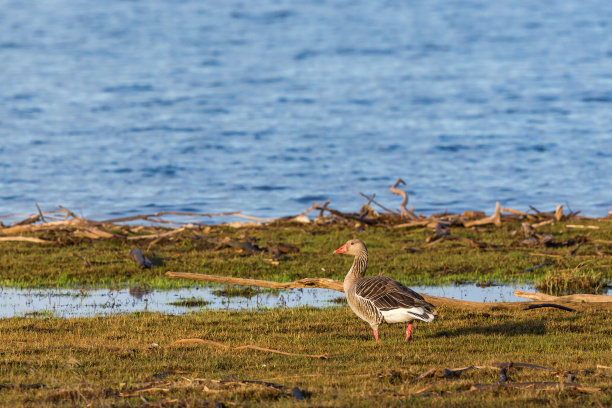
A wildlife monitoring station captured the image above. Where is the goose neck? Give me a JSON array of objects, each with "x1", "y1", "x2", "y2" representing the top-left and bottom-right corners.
[{"x1": 343, "y1": 249, "x2": 368, "y2": 292}]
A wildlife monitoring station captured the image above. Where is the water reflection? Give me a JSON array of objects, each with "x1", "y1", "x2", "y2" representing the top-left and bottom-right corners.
[{"x1": 0, "y1": 283, "x2": 583, "y2": 318}]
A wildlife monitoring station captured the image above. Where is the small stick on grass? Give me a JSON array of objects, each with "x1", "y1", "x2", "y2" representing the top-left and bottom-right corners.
[
  {"x1": 522, "y1": 261, "x2": 553, "y2": 274},
  {"x1": 170, "y1": 338, "x2": 328, "y2": 359},
  {"x1": 523, "y1": 303, "x2": 579, "y2": 313},
  {"x1": 569, "y1": 243, "x2": 583, "y2": 256}
]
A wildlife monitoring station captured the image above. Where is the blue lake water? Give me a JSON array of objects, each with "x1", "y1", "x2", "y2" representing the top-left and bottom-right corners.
[{"x1": 2, "y1": 0, "x2": 612, "y2": 221}]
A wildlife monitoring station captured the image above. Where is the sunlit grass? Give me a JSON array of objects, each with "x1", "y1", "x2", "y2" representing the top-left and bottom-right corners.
[
  {"x1": 1, "y1": 218, "x2": 611, "y2": 289},
  {"x1": 0, "y1": 306, "x2": 610, "y2": 406}
]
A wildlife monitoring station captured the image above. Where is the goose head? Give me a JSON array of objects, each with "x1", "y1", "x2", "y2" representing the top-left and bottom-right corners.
[{"x1": 334, "y1": 239, "x2": 367, "y2": 256}]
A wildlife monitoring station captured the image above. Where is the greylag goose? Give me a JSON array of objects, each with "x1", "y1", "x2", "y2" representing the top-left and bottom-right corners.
[{"x1": 334, "y1": 239, "x2": 435, "y2": 342}]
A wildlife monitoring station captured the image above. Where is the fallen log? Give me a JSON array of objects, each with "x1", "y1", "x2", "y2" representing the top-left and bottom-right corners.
[
  {"x1": 514, "y1": 290, "x2": 612, "y2": 303},
  {"x1": 164, "y1": 272, "x2": 520, "y2": 311},
  {"x1": 166, "y1": 272, "x2": 344, "y2": 291}
]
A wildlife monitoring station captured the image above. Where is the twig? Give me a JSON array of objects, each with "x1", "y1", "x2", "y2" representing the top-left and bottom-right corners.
[
  {"x1": 316, "y1": 205, "x2": 375, "y2": 224},
  {"x1": 532, "y1": 219, "x2": 554, "y2": 228},
  {"x1": 566, "y1": 224, "x2": 600, "y2": 230},
  {"x1": 35, "y1": 202, "x2": 46, "y2": 223},
  {"x1": 422, "y1": 235, "x2": 487, "y2": 249},
  {"x1": 318, "y1": 199, "x2": 331, "y2": 218},
  {"x1": 127, "y1": 227, "x2": 187, "y2": 241},
  {"x1": 12, "y1": 214, "x2": 41, "y2": 227},
  {"x1": 523, "y1": 303, "x2": 579, "y2": 312},
  {"x1": 529, "y1": 252, "x2": 563, "y2": 258},
  {"x1": 522, "y1": 261, "x2": 553, "y2": 274},
  {"x1": 597, "y1": 365, "x2": 612, "y2": 370},
  {"x1": 297, "y1": 202, "x2": 322, "y2": 218},
  {"x1": 170, "y1": 338, "x2": 328, "y2": 359},
  {"x1": 570, "y1": 243, "x2": 583, "y2": 256},
  {"x1": 529, "y1": 205, "x2": 542, "y2": 214},
  {"x1": 120, "y1": 386, "x2": 171, "y2": 397},
  {"x1": 359, "y1": 192, "x2": 394, "y2": 213},
  {"x1": 59, "y1": 206, "x2": 82, "y2": 220}
]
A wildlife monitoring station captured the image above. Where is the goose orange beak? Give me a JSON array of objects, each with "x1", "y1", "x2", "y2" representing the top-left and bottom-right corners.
[{"x1": 334, "y1": 244, "x2": 348, "y2": 254}]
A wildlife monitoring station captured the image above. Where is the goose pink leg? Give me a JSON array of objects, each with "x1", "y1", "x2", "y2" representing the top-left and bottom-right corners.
[
  {"x1": 405, "y1": 322, "x2": 413, "y2": 342},
  {"x1": 373, "y1": 329, "x2": 379, "y2": 342}
]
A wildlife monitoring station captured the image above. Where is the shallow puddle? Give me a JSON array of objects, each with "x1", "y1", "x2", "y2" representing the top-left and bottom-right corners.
[{"x1": 0, "y1": 283, "x2": 577, "y2": 318}]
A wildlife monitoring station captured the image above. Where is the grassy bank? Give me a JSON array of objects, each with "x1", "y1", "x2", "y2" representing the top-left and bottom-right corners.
[
  {"x1": 1, "y1": 216, "x2": 611, "y2": 290},
  {"x1": 1, "y1": 306, "x2": 610, "y2": 407}
]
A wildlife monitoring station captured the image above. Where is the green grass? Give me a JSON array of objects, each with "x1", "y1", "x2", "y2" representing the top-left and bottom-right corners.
[
  {"x1": 1, "y1": 218, "x2": 611, "y2": 406},
  {"x1": 1, "y1": 218, "x2": 611, "y2": 289},
  {"x1": 0, "y1": 306, "x2": 610, "y2": 407}
]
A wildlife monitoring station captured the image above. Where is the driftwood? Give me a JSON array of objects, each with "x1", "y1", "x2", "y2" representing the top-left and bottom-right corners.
[
  {"x1": 102, "y1": 211, "x2": 265, "y2": 224},
  {"x1": 514, "y1": 290, "x2": 612, "y2": 303},
  {"x1": 359, "y1": 192, "x2": 394, "y2": 213},
  {"x1": 0, "y1": 236, "x2": 52, "y2": 244},
  {"x1": 463, "y1": 202, "x2": 501, "y2": 227},
  {"x1": 170, "y1": 338, "x2": 328, "y2": 359},
  {"x1": 389, "y1": 178, "x2": 417, "y2": 220},
  {"x1": 422, "y1": 234, "x2": 487, "y2": 249},
  {"x1": 127, "y1": 227, "x2": 187, "y2": 241},
  {"x1": 502, "y1": 207, "x2": 527, "y2": 216},
  {"x1": 166, "y1": 272, "x2": 344, "y2": 291},
  {"x1": 566, "y1": 224, "x2": 600, "y2": 230}
]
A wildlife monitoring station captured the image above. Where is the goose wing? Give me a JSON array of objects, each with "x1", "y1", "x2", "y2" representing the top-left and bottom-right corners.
[{"x1": 355, "y1": 276, "x2": 434, "y2": 311}]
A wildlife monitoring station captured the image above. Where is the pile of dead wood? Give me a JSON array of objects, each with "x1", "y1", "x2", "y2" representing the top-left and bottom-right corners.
[{"x1": 0, "y1": 178, "x2": 602, "y2": 246}]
